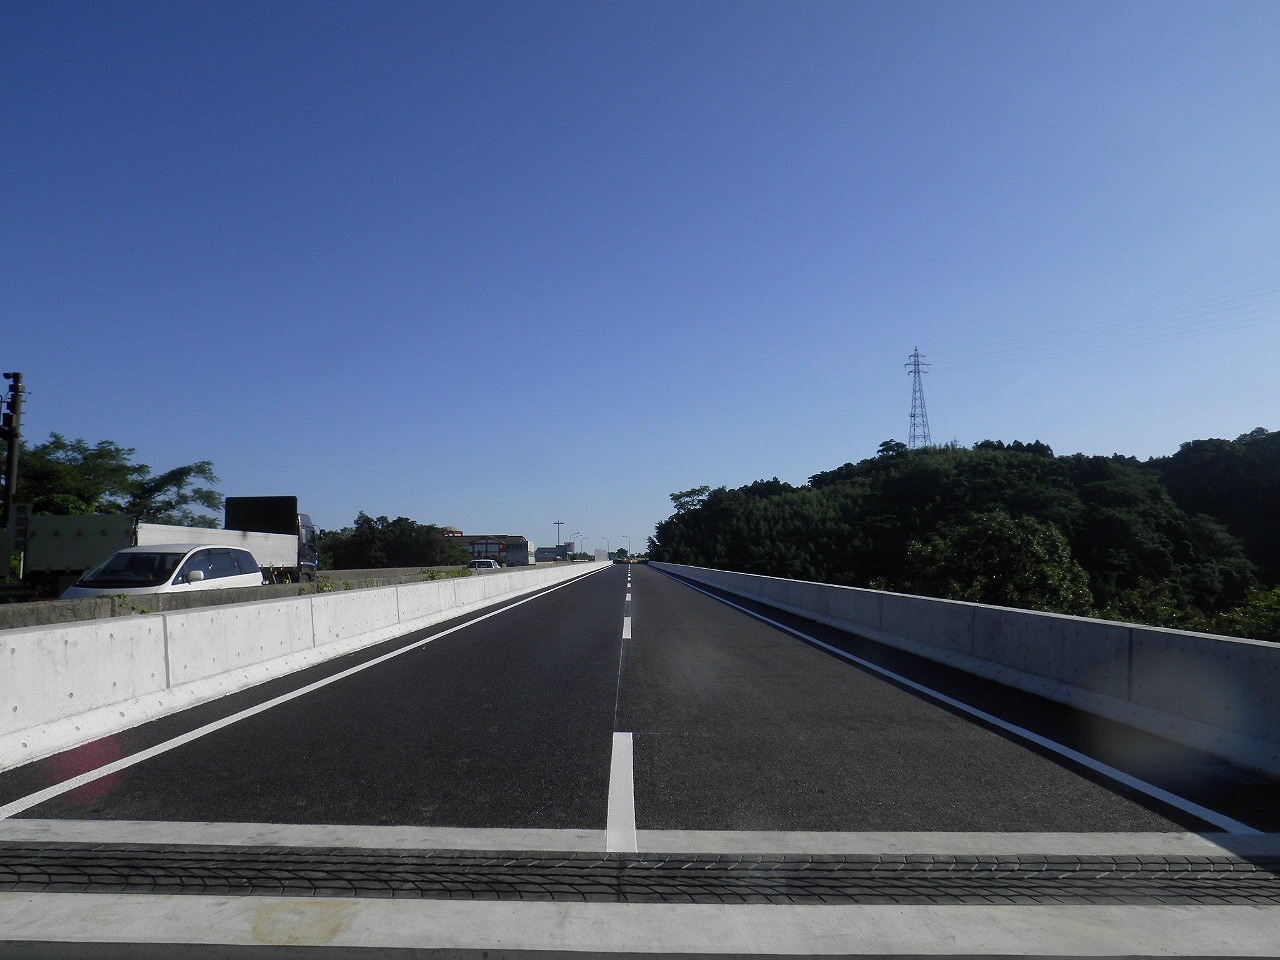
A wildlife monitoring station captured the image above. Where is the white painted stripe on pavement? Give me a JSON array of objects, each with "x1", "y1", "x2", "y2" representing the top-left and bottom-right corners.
[
  {"x1": 671, "y1": 577, "x2": 1262, "y2": 836},
  {"x1": 626, "y1": 593, "x2": 632, "y2": 602},
  {"x1": 606, "y1": 732, "x2": 638, "y2": 853},
  {"x1": 621, "y1": 615, "x2": 632, "y2": 639},
  {"x1": 0, "y1": 570, "x2": 607, "y2": 820},
  {"x1": 4, "y1": 819, "x2": 1277, "y2": 856}
]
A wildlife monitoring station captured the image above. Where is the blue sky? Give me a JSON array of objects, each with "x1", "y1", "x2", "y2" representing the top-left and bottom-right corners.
[{"x1": 4, "y1": 1, "x2": 1279, "y2": 552}]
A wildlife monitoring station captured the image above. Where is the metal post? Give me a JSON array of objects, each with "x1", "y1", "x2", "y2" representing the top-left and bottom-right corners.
[{"x1": 1, "y1": 372, "x2": 24, "y2": 532}]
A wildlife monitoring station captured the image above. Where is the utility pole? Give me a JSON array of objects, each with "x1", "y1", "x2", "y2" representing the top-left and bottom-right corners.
[
  {"x1": 905, "y1": 348, "x2": 931, "y2": 449},
  {"x1": 1, "y1": 372, "x2": 23, "y2": 529},
  {"x1": 1, "y1": 372, "x2": 24, "y2": 582}
]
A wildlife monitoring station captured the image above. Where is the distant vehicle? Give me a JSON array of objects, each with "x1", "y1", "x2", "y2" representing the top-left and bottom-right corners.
[
  {"x1": 60, "y1": 545, "x2": 267, "y2": 599},
  {"x1": 223, "y1": 496, "x2": 319, "y2": 583},
  {"x1": 467, "y1": 559, "x2": 500, "y2": 570}
]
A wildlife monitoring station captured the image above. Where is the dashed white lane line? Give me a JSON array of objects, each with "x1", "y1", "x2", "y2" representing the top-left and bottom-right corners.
[
  {"x1": 610, "y1": 581, "x2": 637, "y2": 850},
  {"x1": 606, "y1": 732, "x2": 638, "y2": 853}
]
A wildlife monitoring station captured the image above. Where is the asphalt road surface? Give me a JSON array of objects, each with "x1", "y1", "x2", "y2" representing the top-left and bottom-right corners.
[{"x1": 2, "y1": 563, "x2": 1276, "y2": 834}]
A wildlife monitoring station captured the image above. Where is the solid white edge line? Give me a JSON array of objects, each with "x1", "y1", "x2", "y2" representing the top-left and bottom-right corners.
[
  {"x1": 606, "y1": 732, "x2": 637, "y2": 853},
  {"x1": 0, "y1": 570, "x2": 606, "y2": 820},
  {"x1": 668, "y1": 575, "x2": 1263, "y2": 836},
  {"x1": 4, "y1": 818, "x2": 1276, "y2": 855}
]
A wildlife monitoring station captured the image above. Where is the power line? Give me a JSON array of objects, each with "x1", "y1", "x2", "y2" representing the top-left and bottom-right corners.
[{"x1": 933, "y1": 276, "x2": 1280, "y2": 373}]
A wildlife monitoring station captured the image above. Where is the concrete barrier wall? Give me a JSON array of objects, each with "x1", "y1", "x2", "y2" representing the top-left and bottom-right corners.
[
  {"x1": 653, "y1": 563, "x2": 1280, "y2": 777},
  {"x1": 0, "y1": 563, "x2": 605, "y2": 771},
  {"x1": 4, "y1": 617, "x2": 169, "y2": 732}
]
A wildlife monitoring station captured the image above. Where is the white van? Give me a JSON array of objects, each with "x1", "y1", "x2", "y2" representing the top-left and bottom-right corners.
[{"x1": 60, "y1": 544, "x2": 267, "y2": 599}]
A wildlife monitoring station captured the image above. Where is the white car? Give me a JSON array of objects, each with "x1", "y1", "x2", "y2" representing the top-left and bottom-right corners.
[
  {"x1": 61, "y1": 544, "x2": 267, "y2": 599},
  {"x1": 467, "y1": 559, "x2": 501, "y2": 570}
]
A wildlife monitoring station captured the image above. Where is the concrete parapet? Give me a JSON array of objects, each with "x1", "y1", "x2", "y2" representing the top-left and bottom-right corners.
[
  {"x1": 881, "y1": 592, "x2": 974, "y2": 659},
  {"x1": 311, "y1": 587, "x2": 402, "y2": 651},
  {"x1": 165, "y1": 597, "x2": 316, "y2": 688},
  {"x1": 1, "y1": 563, "x2": 605, "y2": 771},
  {"x1": 654, "y1": 563, "x2": 1280, "y2": 777},
  {"x1": 1, "y1": 618, "x2": 168, "y2": 732}
]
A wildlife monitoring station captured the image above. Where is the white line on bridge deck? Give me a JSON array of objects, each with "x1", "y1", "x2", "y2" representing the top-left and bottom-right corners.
[{"x1": 606, "y1": 732, "x2": 638, "y2": 853}]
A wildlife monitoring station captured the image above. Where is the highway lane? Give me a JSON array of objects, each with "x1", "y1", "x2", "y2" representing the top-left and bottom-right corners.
[
  {"x1": 641, "y1": 566, "x2": 1280, "y2": 835},
  {"x1": 2, "y1": 562, "x2": 1275, "y2": 834},
  {"x1": 623, "y1": 565, "x2": 1258, "y2": 833},
  {"x1": 2, "y1": 566, "x2": 626, "y2": 828}
]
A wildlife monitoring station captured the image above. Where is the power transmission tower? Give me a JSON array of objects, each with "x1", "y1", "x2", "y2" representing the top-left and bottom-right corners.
[{"x1": 905, "y1": 347, "x2": 931, "y2": 449}]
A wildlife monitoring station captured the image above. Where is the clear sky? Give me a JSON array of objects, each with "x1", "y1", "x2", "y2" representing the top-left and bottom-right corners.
[{"x1": 4, "y1": 1, "x2": 1278, "y2": 552}]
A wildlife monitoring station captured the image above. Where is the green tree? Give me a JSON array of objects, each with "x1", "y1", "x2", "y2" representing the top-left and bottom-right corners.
[
  {"x1": 904, "y1": 511, "x2": 1094, "y2": 615},
  {"x1": 1213, "y1": 586, "x2": 1280, "y2": 643},
  {"x1": 670, "y1": 486, "x2": 712, "y2": 514},
  {"x1": 21, "y1": 433, "x2": 222, "y2": 526},
  {"x1": 320, "y1": 513, "x2": 469, "y2": 569},
  {"x1": 1153, "y1": 428, "x2": 1280, "y2": 584}
]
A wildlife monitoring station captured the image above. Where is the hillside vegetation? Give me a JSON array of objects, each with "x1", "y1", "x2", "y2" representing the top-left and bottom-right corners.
[{"x1": 649, "y1": 430, "x2": 1280, "y2": 641}]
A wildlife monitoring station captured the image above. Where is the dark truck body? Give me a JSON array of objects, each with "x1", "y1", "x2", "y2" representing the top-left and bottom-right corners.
[{"x1": 223, "y1": 496, "x2": 319, "y2": 583}]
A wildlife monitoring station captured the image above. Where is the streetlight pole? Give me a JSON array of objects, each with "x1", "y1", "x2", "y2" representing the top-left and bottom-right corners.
[
  {"x1": 623, "y1": 536, "x2": 631, "y2": 556},
  {"x1": 602, "y1": 537, "x2": 610, "y2": 559},
  {"x1": 554, "y1": 521, "x2": 564, "y2": 546}
]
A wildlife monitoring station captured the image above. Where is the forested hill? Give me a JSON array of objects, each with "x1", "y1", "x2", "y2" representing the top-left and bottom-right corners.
[{"x1": 649, "y1": 429, "x2": 1280, "y2": 641}]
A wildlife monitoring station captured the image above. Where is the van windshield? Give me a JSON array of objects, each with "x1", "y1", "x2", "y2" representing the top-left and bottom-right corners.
[{"x1": 77, "y1": 551, "x2": 186, "y2": 588}]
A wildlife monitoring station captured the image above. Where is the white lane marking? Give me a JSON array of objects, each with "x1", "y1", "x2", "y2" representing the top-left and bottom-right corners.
[
  {"x1": 606, "y1": 732, "x2": 638, "y2": 852},
  {"x1": 621, "y1": 616, "x2": 632, "y2": 639},
  {"x1": 6, "y1": 818, "x2": 1276, "y2": 857},
  {"x1": 625, "y1": 593, "x2": 632, "y2": 602},
  {"x1": 0, "y1": 571, "x2": 606, "y2": 820},
  {"x1": 669, "y1": 577, "x2": 1262, "y2": 836}
]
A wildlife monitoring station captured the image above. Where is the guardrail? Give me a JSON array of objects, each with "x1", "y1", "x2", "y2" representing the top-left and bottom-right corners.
[
  {"x1": 0, "y1": 563, "x2": 606, "y2": 771},
  {"x1": 653, "y1": 563, "x2": 1280, "y2": 778}
]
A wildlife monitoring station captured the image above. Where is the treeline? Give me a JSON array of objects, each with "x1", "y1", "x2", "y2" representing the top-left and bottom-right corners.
[
  {"x1": 319, "y1": 512, "x2": 470, "y2": 570},
  {"x1": 649, "y1": 430, "x2": 1280, "y2": 641}
]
